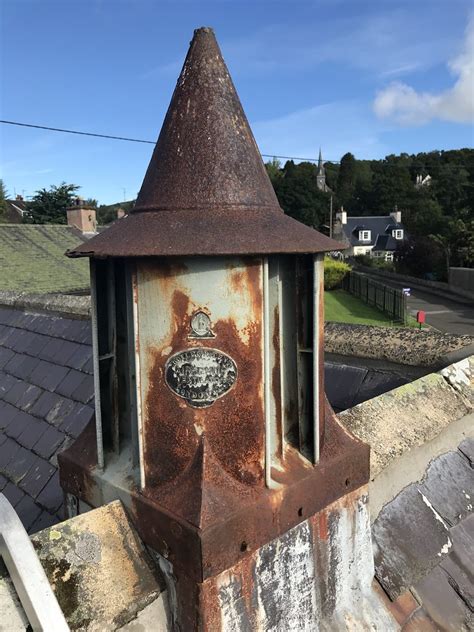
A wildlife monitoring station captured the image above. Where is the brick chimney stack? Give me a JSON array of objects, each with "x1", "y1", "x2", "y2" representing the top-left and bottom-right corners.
[{"x1": 66, "y1": 198, "x2": 97, "y2": 234}]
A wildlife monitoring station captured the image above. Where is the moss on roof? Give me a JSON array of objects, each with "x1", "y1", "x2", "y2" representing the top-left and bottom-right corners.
[{"x1": 0, "y1": 225, "x2": 90, "y2": 293}]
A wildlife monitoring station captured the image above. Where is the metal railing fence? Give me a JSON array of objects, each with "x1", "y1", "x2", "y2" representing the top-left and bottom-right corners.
[{"x1": 343, "y1": 271, "x2": 408, "y2": 324}]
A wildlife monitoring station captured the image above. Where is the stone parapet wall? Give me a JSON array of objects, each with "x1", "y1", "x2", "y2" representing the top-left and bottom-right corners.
[
  {"x1": 0, "y1": 290, "x2": 90, "y2": 319},
  {"x1": 339, "y1": 355, "x2": 474, "y2": 519},
  {"x1": 325, "y1": 322, "x2": 474, "y2": 368}
]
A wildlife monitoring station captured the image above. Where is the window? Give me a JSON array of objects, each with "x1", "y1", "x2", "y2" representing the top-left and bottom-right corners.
[
  {"x1": 359, "y1": 230, "x2": 371, "y2": 241},
  {"x1": 386, "y1": 252, "x2": 394, "y2": 261},
  {"x1": 394, "y1": 229, "x2": 403, "y2": 240}
]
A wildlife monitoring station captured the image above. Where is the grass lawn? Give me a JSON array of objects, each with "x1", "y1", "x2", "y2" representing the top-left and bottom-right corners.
[{"x1": 325, "y1": 289, "x2": 404, "y2": 327}]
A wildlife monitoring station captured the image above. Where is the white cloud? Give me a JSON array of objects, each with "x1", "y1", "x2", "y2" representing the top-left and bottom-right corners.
[{"x1": 374, "y1": 16, "x2": 474, "y2": 125}]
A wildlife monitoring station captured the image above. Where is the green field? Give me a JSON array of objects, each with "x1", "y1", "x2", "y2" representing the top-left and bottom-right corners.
[{"x1": 324, "y1": 289, "x2": 401, "y2": 326}]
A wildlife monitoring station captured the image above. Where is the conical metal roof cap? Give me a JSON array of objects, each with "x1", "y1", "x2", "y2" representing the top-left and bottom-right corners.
[
  {"x1": 134, "y1": 27, "x2": 280, "y2": 213},
  {"x1": 67, "y1": 27, "x2": 344, "y2": 258}
]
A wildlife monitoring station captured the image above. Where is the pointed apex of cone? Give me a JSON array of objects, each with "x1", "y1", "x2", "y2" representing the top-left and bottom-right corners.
[{"x1": 134, "y1": 26, "x2": 280, "y2": 213}]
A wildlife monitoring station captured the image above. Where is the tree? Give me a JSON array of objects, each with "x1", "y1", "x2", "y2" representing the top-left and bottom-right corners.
[
  {"x1": 25, "y1": 183, "x2": 80, "y2": 224},
  {"x1": 0, "y1": 179, "x2": 7, "y2": 219},
  {"x1": 272, "y1": 161, "x2": 331, "y2": 229},
  {"x1": 265, "y1": 158, "x2": 282, "y2": 186},
  {"x1": 336, "y1": 152, "x2": 356, "y2": 208}
]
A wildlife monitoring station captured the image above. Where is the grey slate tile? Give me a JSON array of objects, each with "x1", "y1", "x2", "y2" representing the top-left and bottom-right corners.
[
  {"x1": 82, "y1": 356, "x2": 94, "y2": 374},
  {"x1": 0, "y1": 347, "x2": 15, "y2": 370},
  {"x1": 67, "y1": 344, "x2": 92, "y2": 371},
  {"x1": 0, "y1": 473, "x2": 8, "y2": 491},
  {"x1": 16, "y1": 383, "x2": 42, "y2": 412},
  {"x1": 15, "y1": 494, "x2": 42, "y2": 532},
  {"x1": 60, "y1": 403, "x2": 94, "y2": 437},
  {"x1": 30, "y1": 360, "x2": 70, "y2": 392},
  {"x1": 56, "y1": 369, "x2": 89, "y2": 401},
  {"x1": 3, "y1": 352, "x2": 26, "y2": 376},
  {"x1": 27, "y1": 314, "x2": 54, "y2": 335},
  {"x1": 373, "y1": 483, "x2": 451, "y2": 600},
  {"x1": 33, "y1": 425, "x2": 65, "y2": 460},
  {"x1": 29, "y1": 390, "x2": 62, "y2": 419},
  {"x1": 458, "y1": 438, "x2": 474, "y2": 466},
  {"x1": 17, "y1": 418, "x2": 50, "y2": 450},
  {"x1": 0, "y1": 437, "x2": 21, "y2": 474},
  {"x1": 10, "y1": 330, "x2": 38, "y2": 354},
  {"x1": 45, "y1": 396, "x2": 76, "y2": 427},
  {"x1": 0, "y1": 327, "x2": 17, "y2": 348},
  {"x1": 0, "y1": 372, "x2": 18, "y2": 397},
  {"x1": 2, "y1": 377, "x2": 28, "y2": 406},
  {"x1": 38, "y1": 337, "x2": 78, "y2": 365},
  {"x1": 5, "y1": 410, "x2": 35, "y2": 441},
  {"x1": 0, "y1": 401, "x2": 20, "y2": 430},
  {"x1": 5, "y1": 354, "x2": 41, "y2": 381},
  {"x1": 418, "y1": 451, "x2": 474, "y2": 527},
  {"x1": 36, "y1": 470, "x2": 63, "y2": 514},
  {"x1": 72, "y1": 374, "x2": 94, "y2": 404},
  {"x1": 19, "y1": 457, "x2": 55, "y2": 498},
  {"x1": 414, "y1": 565, "x2": 472, "y2": 631},
  {"x1": 2, "y1": 481, "x2": 25, "y2": 508},
  {"x1": 0, "y1": 309, "x2": 17, "y2": 325},
  {"x1": 29, "y1": 510, "x2": 60, "y2": 534},
  {"x1": 21, "y1": 331, "x2": 49, "y2": 357},
  {"x1": 7, "y1": 445, "x2": 38, "y2": 484}
]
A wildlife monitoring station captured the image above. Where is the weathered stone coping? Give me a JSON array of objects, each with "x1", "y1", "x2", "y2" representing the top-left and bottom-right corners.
[
  {"x1": 0, "y1": 501, "x2": 169, "y2": 631},
  {"x1": 339, "y1": 355, "x2": 474, "y2": 519},
  {"x1": 0, "y1": 290, "x2": 90, "y2": 319},
  {"x1": 325, "y1": 322, "x2": 474, "y2": 368}
]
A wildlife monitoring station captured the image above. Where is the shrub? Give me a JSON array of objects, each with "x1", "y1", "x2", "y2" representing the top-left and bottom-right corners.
[{"x1": 324, "y1": 257, "x2": 351, "y2": 290}]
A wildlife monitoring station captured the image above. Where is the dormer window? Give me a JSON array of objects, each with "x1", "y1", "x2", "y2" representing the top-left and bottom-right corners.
[
  {"x1": 394, "y1": 229, "x2": 403, "y2": 240},
  {"x1": 359, "y1": 230, "x2": 371, "y2": 242}
]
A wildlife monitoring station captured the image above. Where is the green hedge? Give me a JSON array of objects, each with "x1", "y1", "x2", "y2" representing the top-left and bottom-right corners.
[{"x1": 324, "y1": 257, "x2": 351, "y2": 290}]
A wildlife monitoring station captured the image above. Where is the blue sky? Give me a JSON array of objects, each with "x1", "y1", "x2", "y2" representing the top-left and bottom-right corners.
[{"x1": 1, "y1": 0, "x2": 473, "y2": 204}]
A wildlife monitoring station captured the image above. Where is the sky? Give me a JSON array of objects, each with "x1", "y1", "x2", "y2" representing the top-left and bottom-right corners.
[{"x1": 1, "y1": 0, "x2": 473, "y2": 204}]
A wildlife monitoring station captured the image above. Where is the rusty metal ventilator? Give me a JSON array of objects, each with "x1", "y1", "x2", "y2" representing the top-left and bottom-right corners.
[
  {"x1": 313, "y1": 255, "x2": 322, "y2": 463},
  {"x1": 0, "y1": 494, "x2": 70, "y2": 631},
  {"x1": 90, "y1": 260, "x2": 104, "y2": 470}
]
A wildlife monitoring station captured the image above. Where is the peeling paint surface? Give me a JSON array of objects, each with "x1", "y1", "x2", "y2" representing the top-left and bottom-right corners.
[{"x1": 203, "y1": 487, "x2": 397, "y2": 631}]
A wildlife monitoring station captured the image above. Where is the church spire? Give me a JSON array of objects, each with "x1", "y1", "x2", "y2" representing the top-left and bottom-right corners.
[{"x1": 318, "y1": 147, "x2": 324, "y2": 174}]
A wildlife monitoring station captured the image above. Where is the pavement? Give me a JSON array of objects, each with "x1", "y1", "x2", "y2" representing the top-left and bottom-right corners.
[{"x1": 361, "y1": 273, "x2": 474, "y2": 336}]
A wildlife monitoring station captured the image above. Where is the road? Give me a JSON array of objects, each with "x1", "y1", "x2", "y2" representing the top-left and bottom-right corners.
[{"x1": 362, "y1": 273, "x2": 474, "y2": 336}]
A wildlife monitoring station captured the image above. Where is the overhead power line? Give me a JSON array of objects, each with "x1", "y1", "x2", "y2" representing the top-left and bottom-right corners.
[{"x1": 0, "y1": 119, "x2": 340, "y2": 164}]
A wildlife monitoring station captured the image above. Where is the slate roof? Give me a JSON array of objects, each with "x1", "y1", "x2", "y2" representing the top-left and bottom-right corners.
[
  {"x1": 0, "y1": 225, "x2": 90, "y2": 293},
  {"x1": 0, "y1": 306, "x2": 94, "y2": 533},
  {"x1": 373, "y1": 438, "x2": 474, "y2": 630},
  {"x1": 342, "y1": 216, "x2": 405, "y2": 249}
]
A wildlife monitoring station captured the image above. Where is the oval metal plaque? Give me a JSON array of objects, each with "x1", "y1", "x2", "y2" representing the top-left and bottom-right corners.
[{"x1": 165, "y1": 347, "x2": 237, "y2": 408}]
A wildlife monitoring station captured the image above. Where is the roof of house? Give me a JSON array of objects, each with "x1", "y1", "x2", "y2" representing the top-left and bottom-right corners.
[
  {"x1": 0, "y1": 305, "x2": 93, "y2": 533},
  {"x1": 342, "y1": 216, "x2": 404, "y2": 249},
  {"x1": 0, "y1": 225, "x2": 90, "y2": 293},
  {"x1": 3, "y1": 200, "x2": 26, "y2": 224}
]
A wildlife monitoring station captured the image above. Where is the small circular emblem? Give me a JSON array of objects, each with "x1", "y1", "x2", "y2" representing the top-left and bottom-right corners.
[{"x1": 190, "y1": 311, "x2": 213, "y2": 338}]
